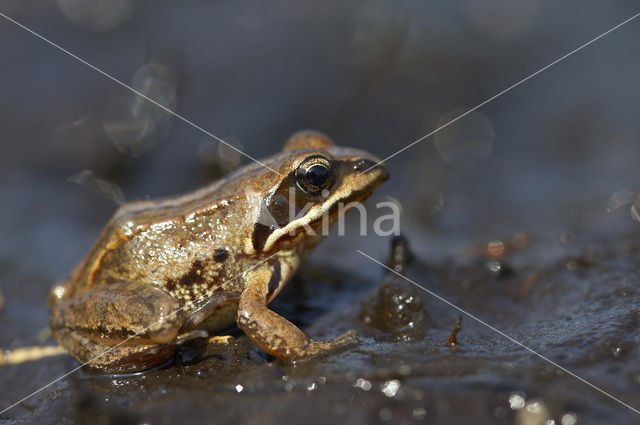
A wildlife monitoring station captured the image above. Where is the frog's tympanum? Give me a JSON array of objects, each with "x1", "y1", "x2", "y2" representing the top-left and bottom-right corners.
[{"x1": 49, "y1": 131, "x2": 388, "y2": 372}]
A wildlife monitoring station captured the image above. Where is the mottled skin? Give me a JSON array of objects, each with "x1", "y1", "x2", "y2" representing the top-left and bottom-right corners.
[{"x1": 49, "y1": 131, "x2": 388, "y2": 372}]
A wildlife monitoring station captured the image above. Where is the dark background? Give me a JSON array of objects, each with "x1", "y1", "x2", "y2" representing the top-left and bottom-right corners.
[{"x1": 1, "y1": 1, "x2": 640, "y2": 424}]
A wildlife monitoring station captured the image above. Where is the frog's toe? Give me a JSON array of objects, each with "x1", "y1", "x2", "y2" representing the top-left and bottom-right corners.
[
  {"x1": 332, "y1": 329, "x2": 360, "y2": 349},
  {"x1": 208, "y1": 335, "x2": 235, "y2": 345},
  {"x1": 300, "y1": 330, "x2": 360, "y2": 360},
  {"x1": 174, "y1": 329, "x2": 209, "y2": 345}
]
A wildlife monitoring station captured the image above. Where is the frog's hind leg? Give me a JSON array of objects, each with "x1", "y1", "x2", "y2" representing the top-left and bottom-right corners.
[
  {"x1": 50, "y1": 281, "x2": 187, "y2": 373},
  {"x1": 53, "y1": 326, "x2": 177, "y2": 372}
]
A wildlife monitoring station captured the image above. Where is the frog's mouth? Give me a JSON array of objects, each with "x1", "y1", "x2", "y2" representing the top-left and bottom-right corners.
[{"x1": 260, "y1": 159, "x2": 388, "y2": 252}]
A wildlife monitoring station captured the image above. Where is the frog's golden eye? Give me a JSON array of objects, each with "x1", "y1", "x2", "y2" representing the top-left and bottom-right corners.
[{"x1": 295, "y1": 155, "x2": 334, "y2": 195}]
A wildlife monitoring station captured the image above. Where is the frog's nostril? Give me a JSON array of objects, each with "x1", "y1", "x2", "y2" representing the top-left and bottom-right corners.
[
  {"x1": 353, "y1": 159, "x2": 366, "y2": 171},
  {"x1": 353, "y1": 159, "x2": 377, "y2": 171},
  {"x1": 354, "y1": 159, "x2": 389, "y2": 181}
]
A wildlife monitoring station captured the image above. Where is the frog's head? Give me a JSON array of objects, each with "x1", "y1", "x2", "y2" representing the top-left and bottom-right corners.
[{"x1": 247, "y1": 130, "x2": 389, "y2": 253}]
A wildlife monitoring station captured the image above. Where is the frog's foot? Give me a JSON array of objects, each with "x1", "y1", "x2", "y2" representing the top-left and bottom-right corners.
[
  {"x1": 208, "y1": 335, "x2": 235, "y2": 345},
  {"x1": 175, "y1": 330, "x2": 209, "y2": 345},
  {"x1": 0, "y1": 345, "x2": 66, "y2": 366},
  {"x1": 237, "y1": 263, "x2": 360, "y2": 361},
  {"x1": 305, "y1": 329, "x2": 359, "y2": 356},
  {"x1": 284, "y1": 329, "x2": 359, "y2": 363}
]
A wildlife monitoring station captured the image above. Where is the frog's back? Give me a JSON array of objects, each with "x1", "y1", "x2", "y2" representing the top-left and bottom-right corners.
[
  {"x1": 107, "y1": 152, "x2": 286, "y2": 226},
  {"x1": 64, "y1": 178, "x2": 258, "y2": 305}
]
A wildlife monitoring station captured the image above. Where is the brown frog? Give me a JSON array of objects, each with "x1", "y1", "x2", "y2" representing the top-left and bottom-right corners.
[{"x1": 49, "y1": 131, "x2": 388, "y2": 372}]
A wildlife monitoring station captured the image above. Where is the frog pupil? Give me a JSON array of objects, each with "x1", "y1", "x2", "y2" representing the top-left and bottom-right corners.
[{"x1": 305, "y1": 164, "x2": 329, "y2": 188}]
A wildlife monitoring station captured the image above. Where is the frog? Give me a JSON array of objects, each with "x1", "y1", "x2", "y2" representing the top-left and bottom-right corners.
[{"x1": 49, "y1": 130, "x2": 389, "y2": 372}]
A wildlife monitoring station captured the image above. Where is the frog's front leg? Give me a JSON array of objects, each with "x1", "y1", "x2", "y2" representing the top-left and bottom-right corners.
[
  {"x1": 50, "y1": 281, "x2": 188, "y2": 372},
  {"x1": 236, "y1": 263, "x2": 359, "y2": 361}
]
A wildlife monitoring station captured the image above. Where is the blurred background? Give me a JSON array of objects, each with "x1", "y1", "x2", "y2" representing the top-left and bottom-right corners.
[
  {"x1": 1, "y1": 0, "x2": 639, "y2": 268},
  {"x1": 1, "y1": 1, "x2": 640, "y2": 424}
]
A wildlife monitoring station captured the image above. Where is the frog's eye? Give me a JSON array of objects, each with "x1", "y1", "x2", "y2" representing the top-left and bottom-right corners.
[{"x1": 295, "y1": 155, "x2": 334, "y2": 195}]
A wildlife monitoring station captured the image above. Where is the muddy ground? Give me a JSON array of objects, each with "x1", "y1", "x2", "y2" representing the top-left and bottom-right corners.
[{"x1": 2, "y1": 227, "x2": 640, "y2": 425}]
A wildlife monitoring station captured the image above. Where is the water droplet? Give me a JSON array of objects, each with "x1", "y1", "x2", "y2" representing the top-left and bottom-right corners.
[
  {"x1": 435, "y1": 109, "x2": 494, "y2": 166},
  {"x1": 381, "y1": 379, "x2": 401, "y2": 397},
  {"x1": 486, "y1": 260, "x2": 503, "y2": 274},
  {"x1": 378, "y1": 408, "x2": 392, "y2": 422},
  {"x1": 487, "y1": 240, "x2": 505, "y2": 257},
  {"x1": 354, "y1": 378, "x2": 372, "y2": 391},
  {"x1": 517, "y1": 399, "x2": 549, "y2": 425},
  {"x1": 103, "y1": 63, "x2": 177, "y2": 156},
  {"x1": 561, "y1": 413, "x2": 577, "y2": 425},
  {"x1": 525, "y1": 400, "x2": 545, "y2": 414},
  {"x1": 607, "y1": 189, "x2": 634, "y2": 212},
  {"x1": 68, "y1": 170, "x2": 125, "y2": 204},
  {"x1": 509, "y1": 392, "x2": 525, "y2": 410},
  {"x1": 412, "y1": 407, "x2": 427, "y2": 420},
  {"x1": 566, "y1": 260, "x2": 578, "y2": 271},
  {"x1": 198, "y1": 138, "x2": 244, "y2": 174}
]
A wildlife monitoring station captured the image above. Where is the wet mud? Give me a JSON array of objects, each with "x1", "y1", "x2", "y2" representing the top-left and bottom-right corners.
[{"x1": 2, "y1": 228, "x2": 640, "y2": 425}]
